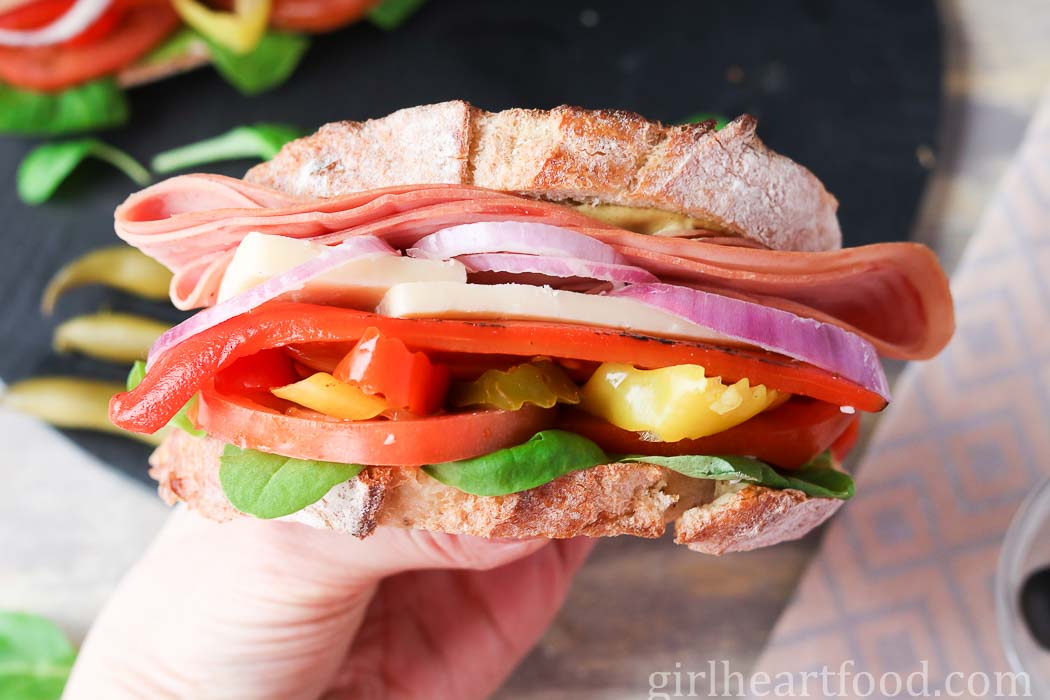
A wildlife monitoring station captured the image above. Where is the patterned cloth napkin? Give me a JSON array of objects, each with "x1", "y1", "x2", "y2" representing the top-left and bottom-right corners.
[{"x1": 751, "y1": 89, "x2": 1050, "y2": 695}]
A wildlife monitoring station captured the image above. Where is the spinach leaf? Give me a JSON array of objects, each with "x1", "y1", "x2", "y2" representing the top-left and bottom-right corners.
[
  {"x1": 423, "y1": 430, "x2": 607, "y2": 496},
  {"x1": 168, "y1": 397, "x2": 205, "y2": 438},
  {"x1": 126, "y1": 360, "x2": 147, "y2": 391},
  {"x1": 679, "y1": 112, "x2": 729, "y2": 130},
  {"x1": 0, "y1": 79, "x2": 128, "y2": 136},
  {"x1": 205, "y1": 31, "x2": 310, "y2": 96},
  {"x1": 620, "y1": 452, "x2": 854, "y2": 499},
  {"x1": 0, "y1": 611, "x2": 76, "y2": 700},
  {"x1": 369, "y1": 0, "x2": 428, "y2": 30},
  {"x1": 152, "y1": 124, "x2": 304, "y2": 173},
  {"x1": 219, "y1": 445, "x2": 363, "y2": 518},
  {"x1": 139, "y1": 28, "x2": 204, "y2": 65},
  {"x1": 126, "y1": 362, "x2": 204, "y2": 438},
  {"x1": 17, "y1": 139, "x2": 150, "y2": 205}
]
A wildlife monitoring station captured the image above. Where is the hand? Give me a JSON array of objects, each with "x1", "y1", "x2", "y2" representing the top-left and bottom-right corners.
[{"x1": 63, "y1": 507, "x2": 593, "y2": 700}]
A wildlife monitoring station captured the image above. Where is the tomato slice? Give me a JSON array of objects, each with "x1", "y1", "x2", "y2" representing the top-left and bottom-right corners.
[
  {"x1": 197, "y1": 384, "x2": 555, "y2": 466},
  {"x1": 0, "y1": 1, "x2": 178, "y2": 92},
  {"x1": 0, "y1": 0, "x2": 131, "y2": 48},
  {"x1": 333, "y1": 328, "x2": 450, "y2": 415},
  {"x1": 111, "y1": 302, "x2": 886, "y2": 435},
  {"x1": 559, "y1": 399, "x2": 855, "y2": 469},
  {"x1": 0, "y1": 0, "x2": 79, "y2": 30}
]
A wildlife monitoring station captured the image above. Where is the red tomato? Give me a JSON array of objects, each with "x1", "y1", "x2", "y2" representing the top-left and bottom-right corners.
[
  {"x1": 0, "y1": 0, "x2": 124, "y2": 47},
  {"x1": 558, "y1": 399, "x2": 856, "y2": 470},
  {"x1": 111, "y1": 303, "x2": 886, "y2": 435},
  {"x1": 197, "y1": 385, "x2": 555, "y2": 466},
  {"x1": 333, "y1": 328, "x2": 450, "y2": 415},
  {"x1": 0, "y1": 1, "x2": 178, "y2": 92},
  {"x1": 0, "y1": 0, "x2": 80, "y2": 30}
]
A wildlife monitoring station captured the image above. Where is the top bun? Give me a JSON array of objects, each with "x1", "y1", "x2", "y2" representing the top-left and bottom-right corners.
[{"x1": 246, "y1": 101, "x2": 841, "y2": 252}]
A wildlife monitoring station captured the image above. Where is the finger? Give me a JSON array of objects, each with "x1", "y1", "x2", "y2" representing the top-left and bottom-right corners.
[
  {"x1": 330, "y1": 536, "x2": 597, "y2": 700},
  {"x1": 65, "y1": 508, "x2": 379, "y2": 700}
]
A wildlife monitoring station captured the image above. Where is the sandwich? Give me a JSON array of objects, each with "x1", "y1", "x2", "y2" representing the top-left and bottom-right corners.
[
  {"x1": 108, "y1": 101, "x2": 954, "y2": 554},
  {"x1": 0, "y1": 0, "x2": 406, "y2": 135}
]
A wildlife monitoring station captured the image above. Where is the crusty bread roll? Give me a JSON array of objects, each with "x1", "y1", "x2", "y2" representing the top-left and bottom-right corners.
[
  {"x1": 245, "y1": 101, "x2": 841, "y2": 252},
  {"x1": 147, "y1": 102, "x2": 849, "y2": 554},
  {"x1": 151, "y1": 430, "x2": 844, "y2": 555}
]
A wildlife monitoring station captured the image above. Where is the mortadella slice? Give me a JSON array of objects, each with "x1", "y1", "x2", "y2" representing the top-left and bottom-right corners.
[{"x1": 114, "y1": 174, "x2": 953, "y2": 361}]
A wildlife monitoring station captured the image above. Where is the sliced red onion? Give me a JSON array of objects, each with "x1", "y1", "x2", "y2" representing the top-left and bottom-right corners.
[
  {"x1": 0, "y1": 0, "x2": 113, "y2": 47},
  {"x1": 458, "y1": 253, "x2": 658, "y2": 286},
  {"x1": 408, "y1": 221, "x2": 626, "y2": 265},
  {"x1": 147, "y1": 236, "x2": 395, "y2": 367},
  {"x1": 610, "y1": 283, "x2": 890, "y2": 400}
]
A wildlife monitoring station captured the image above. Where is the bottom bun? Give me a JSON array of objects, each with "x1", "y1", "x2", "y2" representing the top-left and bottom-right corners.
[{"x1": 149, "y1": 430, "x2": 843, "y2": 555}]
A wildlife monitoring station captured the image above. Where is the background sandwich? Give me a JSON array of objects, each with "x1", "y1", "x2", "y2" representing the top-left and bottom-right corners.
[
  {"x1": 0, "y1": 0, "x2": 416, "y2": 135},
  {"x1": 108, "y1": 101, "x2": 954, "y2": 554}
]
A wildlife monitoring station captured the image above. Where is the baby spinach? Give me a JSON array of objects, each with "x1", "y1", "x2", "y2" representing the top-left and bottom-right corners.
[
  {"x1": 423, "y1": 430, "x2": 607, "y2": 496},
  {"x1": 369, "y1": 0, "x2": 428, "y2": 30},
  {"x1": 424, "y1": 430, "x2": 852, "y2": 500},
  {"x1": 126, "y1": 362, "x2": 204, "y2": 438},
  {"x1": 17, "y1": 139, "x2": 150, "y2": 205},
  {"x1": 0, "y1": 79, "x2": 128, "y2": 136},
  {"x1": 620, "y1": 452, "x2": 854, "y2": 499},
  {"x1": 0, "y1": 611, "x2": 76, "y2": 700},
  {"x1": 139, "y1": 27, "x2": 203, "y2": 66},
  {"x1": 205, "y1": 30, "x2": 310, "y2": 96},
  {"x1": 219, "y1": 445, "x2": 363, "y2": 518},
  {"x1": 151, "y1": 124, "x2": 304, "y2": 173}
]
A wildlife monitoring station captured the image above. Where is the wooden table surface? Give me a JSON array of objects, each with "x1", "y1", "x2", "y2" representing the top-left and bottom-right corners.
[{"x1": 1, "y1": 2, "x2": 1048, "y2": 698}]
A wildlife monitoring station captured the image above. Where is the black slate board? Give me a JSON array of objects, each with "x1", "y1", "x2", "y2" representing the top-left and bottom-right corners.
[{"x1": 0, "y1": 0, "x2": 941, "y2": 484}]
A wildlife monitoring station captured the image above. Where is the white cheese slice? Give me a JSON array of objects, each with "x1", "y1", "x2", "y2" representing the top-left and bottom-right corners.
[
  {"x1": 377, "y1": 282, "x2": 733, "y2": 344},
  {"x1": 218, "y1": 233, "x2": 467, "y2": 308}
]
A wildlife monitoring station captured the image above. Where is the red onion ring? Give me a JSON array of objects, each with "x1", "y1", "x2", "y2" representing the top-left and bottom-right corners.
[
  {"x1": 408, "y1": 221, "x2": 626, "y2": 265},
  {"x1": 457, "y1": 253, "x2": 658, "y2": 286},
  {"x1": 611, "y1": 283, "x2": 890, "y2": 401},
  {"x1": 0, "y1": 0, "x2": 113, "y2": 47},
  {"x1": 147, "y1": 236, "x2": 395, "y2": 367}
]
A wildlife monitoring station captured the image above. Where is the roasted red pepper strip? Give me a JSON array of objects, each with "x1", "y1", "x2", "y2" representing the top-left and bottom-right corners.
[
  {"x1": 213, "y1": 348, "x2": 299, "y2": 395},
  {"x1": 830, "y1": 415, "x2": 862, "y2": 462},
  {"x1": 110, "y1": 302, "x2": 887, "y2": 434},
  {"x1": 333, "y1": 327, "x2": 450, "y2": 415}
]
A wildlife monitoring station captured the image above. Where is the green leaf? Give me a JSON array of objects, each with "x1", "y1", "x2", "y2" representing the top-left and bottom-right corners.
[
  {"x1": 0, "y1": 611, "x2": 76, "y2": 700},
  {"x1": 620, "y1": 452, "x2": 854, "y2": 500},
  {"x1": 423, "y1": 430, "x2": 607, "y2": 496},
  {"x1": 125, "y1": 363, "x2": 204, "y2": 438},
  {"x1": 169, "y1": 396, "x2": 206, "y2": 438},
  {"x1": 17, "y1": 139, "x2": 151, "y2": 205},
  {"x1": 151, "y1": 124, "x2": 304, "y2": 174},
  {"x1": 205, "y1": 31, "x2": 310, "y2": 96},
  {"x1": 220, "y1": 445, "x2": 363, "y2": 518},
  {"x1": 126, "y1": 361, "x2": 147, "y2": 392},
  {"x1": 0, "y1": 79, "x2": 128, "y2": 136},
  {"x1": 369, "y1": 0, "x2": 428, "y2": 30},
  {"x1": 679, "y1": 112, "x2": 729, "y2": 130},
  {"x1": 138, "y1": 28, "x2": 205, "y2": 66}
]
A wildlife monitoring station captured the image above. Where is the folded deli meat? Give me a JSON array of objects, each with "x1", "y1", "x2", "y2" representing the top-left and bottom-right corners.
[{"x1": 109, "y1": 103, "x2": 954, "y2": 554}]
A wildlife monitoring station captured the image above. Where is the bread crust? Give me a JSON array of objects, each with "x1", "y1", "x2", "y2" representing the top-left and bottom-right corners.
[
  {"x1": 149, "y1": 431, "x2": 842, "y2": 555},
  {"x1": 244, "y1": 101, "x2": 841, "y2": 252}
]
